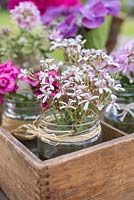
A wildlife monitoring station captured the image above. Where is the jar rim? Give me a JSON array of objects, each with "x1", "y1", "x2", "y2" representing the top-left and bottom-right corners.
[
  {"x1": 39, "y1": 109, "x2": 99, "y2": 128},
  {"x1": 5, "y1": 95, "x2": 39, "y2": 105}
]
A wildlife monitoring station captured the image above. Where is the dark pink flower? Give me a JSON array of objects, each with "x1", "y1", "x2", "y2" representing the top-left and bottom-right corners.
[
  {"x1": 42, "y1": 102, "x2": 50, "y2": 110},
  {"x1": 0, "y1": 61, "x2": 20, "y2": 78},
  {"x1": 21, "y1": 76, "x2": 39, "y2": 87},
  {"x1": 0, "y1": 74, "x2": 18, "y2": 95},
  {"x1": 0, "y1": 61, "x2": 20, "y2": 96},
  {"x1": 21, "y1": 72, "x2": 40, "y2": 87},
  {"x1": 8, "y1": 0, "x2": 81, "y2": 14}
]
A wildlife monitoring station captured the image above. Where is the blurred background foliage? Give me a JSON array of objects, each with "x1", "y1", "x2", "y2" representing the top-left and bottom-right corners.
[{"x1": 0, "y1": 0, "x2": 134, "y2": 37}]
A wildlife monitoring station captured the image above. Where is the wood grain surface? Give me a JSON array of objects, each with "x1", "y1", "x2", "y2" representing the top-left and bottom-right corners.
[
  {"x1": 0, "y1": 123, "x2": 129, "y2": 200},
  {"x1": 0, "y1": 189, "x2": 8, "y2": 200}
]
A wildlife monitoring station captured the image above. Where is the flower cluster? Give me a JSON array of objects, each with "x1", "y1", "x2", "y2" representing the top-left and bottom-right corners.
[
  {"x1": 10, "y1": 2, "x2": 42, "y2": 30},
  {"x1": 8, "y1": 0, "x2": 80, "y2": 14},
  {"x1": 0, "y1": 61, "x2": 20, "y2": 104},
  {"x1": 111, "y1": 40, "x2": 134, "y2": 87},
  {"x1": 42, "y1": 0, "x2": 120, "y2": 38},
  {"x1": 8, "y1": 0, "x2": 120, "y2": 38},
  {"x1": 0, "y1": 2, "x2": 50, "y2": 68},
  {"x1": 21, "y1": 36, "x2": 122, "y2": 125}
]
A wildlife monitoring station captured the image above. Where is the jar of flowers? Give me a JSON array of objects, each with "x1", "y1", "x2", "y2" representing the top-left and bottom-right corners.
[
  {"x1": 0, "y1": 61, "x2": 41, "y2": 133},
  {"x1": 104, "y1": 40, "x2": 134, "y2": 134},
  {"x1": 0, "y1": 2, "x2": 50, "y2": 131},
  {"x1": 21, "y1": 35, "x2": 122, "y2": 159}
]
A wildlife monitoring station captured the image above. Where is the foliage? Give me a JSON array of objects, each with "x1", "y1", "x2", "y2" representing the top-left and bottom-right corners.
[
  {"x1": 0, "y1": 2, "x2": 50, "y2": 68},
  {"x1": 0, "y1": 26, "x2": 49, "y2": 68}
]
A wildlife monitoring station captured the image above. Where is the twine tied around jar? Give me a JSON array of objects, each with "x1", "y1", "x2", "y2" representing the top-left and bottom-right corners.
[
  {"x1": 2, "y1": 115, "x2": 34, "y2": 134},
  {"x1": 10, "y1": 117, "x2": 102, "y2": 145}
]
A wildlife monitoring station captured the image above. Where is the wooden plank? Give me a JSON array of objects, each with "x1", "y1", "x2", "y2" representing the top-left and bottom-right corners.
[
  {"x1": 0, "y1": 189, "x2": 8, "y2": 200},
  {"x1": 0, "y1": 122, "x2": 129, "y2": 200},
  {"x1": 40, "y1": 135, "x2": 134, "y2": 200},
  {"x1": 0, "y1": 127, "x2": 43, "y2": 200}
]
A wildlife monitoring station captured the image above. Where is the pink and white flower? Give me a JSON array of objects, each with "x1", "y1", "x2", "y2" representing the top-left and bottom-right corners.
[{"x1": 10, "y1": 2, "x2": 42, "y2": 30}]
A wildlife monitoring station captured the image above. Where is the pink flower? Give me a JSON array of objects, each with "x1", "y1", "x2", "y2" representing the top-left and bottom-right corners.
[
  {"x1": 111, "y1": 40, "x2": 134, "y2": 84},
  {"x1": 0, "y1": 74, "x2": 18, "y2": 95},
  {"x1": 42, "y1": 102, "x2": 50, "y2": 110},
  {"x1": 8, "y1": 0, "x2": 81, "y2": 14},
  {"x1": 0, "y1": 61, "x2": 20, "y2": 77},
  {"x1": 0, "y1": 61, "x2": 20, "y2": 96},
  {"x1": 10, "y1": 2, "x2": 42, "y2": 30},
  {"x1": 21, "y1": 76, "x2": 39, "y2": 87}
]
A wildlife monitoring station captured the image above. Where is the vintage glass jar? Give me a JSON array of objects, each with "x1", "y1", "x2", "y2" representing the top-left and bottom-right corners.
[
  {"x1": 104, "y1": 88, "x2": 134, "y2": 134},
  {"x1": 37, "y1": 110, "x2": 102, "y2": 159},
  {"x1": 2, "y1": 95, "x2": 41, "y2": 131}
]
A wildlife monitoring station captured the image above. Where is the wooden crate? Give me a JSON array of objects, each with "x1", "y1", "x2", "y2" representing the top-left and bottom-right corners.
[
  {"x1": 1, "y1": 121, "x2": 134, "y2": 200},
  {"x1": 0, "y1": 189, "x2": 8, "y2": 200}
]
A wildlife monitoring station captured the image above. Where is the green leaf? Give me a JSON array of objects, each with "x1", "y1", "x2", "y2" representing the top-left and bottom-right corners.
[{"x1": 84, "y1": 16, "x2": 112, "y2": 50}]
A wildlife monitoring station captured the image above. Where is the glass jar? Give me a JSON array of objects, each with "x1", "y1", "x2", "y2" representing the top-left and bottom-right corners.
[
  {"x1": 2, "y1": 97, "x2": 41, "y2": 131},
  {"x1": 37, "y1": 110, "x2": 102, "y2": 159},
  {"x1": 104, "y1": 88, "x2": 134, "y2": 134}
]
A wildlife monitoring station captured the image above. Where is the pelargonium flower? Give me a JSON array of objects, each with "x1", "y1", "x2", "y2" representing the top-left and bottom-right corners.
[
  {"x1": 0, "y1": 61, "x2": 20, "y2": 103},
  {"x1": 111, "y1": 40, "x2": 134, "y2": 84},
  {"x1": 37, "y1": 69, "x2": 59, "y2": 103},
  {"x1": 20, "y1": 69, "x2": 40, "y2": 87},
  {"x1": 10, "y1": 2, "x2": 42, "y2": 30},
  {"x1": 23, "y1": 36, "x2": 122, "y2": 125}
]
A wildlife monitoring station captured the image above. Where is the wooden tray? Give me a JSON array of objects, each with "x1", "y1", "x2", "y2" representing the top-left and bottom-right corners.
[{"x1": 1, "y1": 120, "x2": 132, "y2": 200}]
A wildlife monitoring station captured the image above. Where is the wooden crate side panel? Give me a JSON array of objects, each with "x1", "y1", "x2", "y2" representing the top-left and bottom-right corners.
[
  {"x1": 0, "y1": 127, "x2": 43, "y2": 200},
  {"x1": 101, "y1": 120, "x2": 127, "y2": 142},
  {"x1": 40, "y1": 135, "x2": 134, "y2": 200}
]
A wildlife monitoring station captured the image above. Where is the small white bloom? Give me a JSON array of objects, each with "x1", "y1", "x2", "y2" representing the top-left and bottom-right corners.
[{"x1": 106, "y1": 95, "x2": 120, "y2": 115}]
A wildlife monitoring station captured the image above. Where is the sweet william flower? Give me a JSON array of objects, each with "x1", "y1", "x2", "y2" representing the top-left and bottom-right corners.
[
  {"x1": 0, "y1": 61, "x2": 20, "y2": 96},
  {"x1": 0, "y1": 61, "x2": 20, "y2": 79},
  {"x1": 42, "y1": 102, "x2": 50, "y2": 110}
]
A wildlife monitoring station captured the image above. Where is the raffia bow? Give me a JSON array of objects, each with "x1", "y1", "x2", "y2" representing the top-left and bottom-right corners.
[{"x1": 10, "y1": 118, "x2": 102, "y2": 145}]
